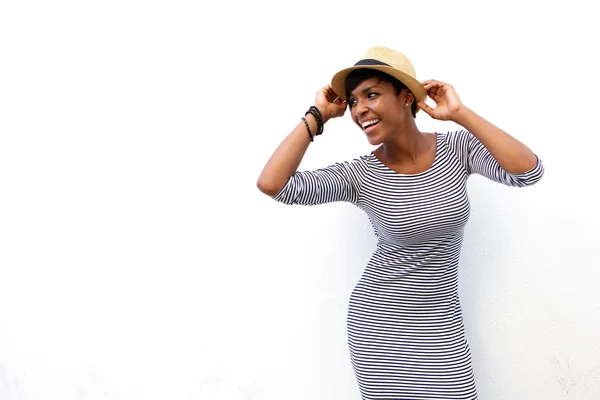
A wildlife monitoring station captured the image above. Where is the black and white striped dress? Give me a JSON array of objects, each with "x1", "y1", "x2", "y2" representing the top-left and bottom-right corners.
[{"x1": 274, "y1": 130, "x2": 544, "y2": 399}]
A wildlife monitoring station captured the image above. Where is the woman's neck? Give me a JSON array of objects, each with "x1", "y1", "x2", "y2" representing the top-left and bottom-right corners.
[{"x1": 378, "y1": 123, "x2": 430, "y2": 165}]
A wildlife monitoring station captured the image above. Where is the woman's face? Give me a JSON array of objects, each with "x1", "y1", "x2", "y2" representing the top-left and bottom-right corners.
[{"x1": 348, "y1": 77, "x2": 412, "y2": 145}]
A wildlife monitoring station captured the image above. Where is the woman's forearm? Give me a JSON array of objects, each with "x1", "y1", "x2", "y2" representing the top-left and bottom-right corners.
[
  {"x1": 453, "y1": 107, "x2": 538, "y2": 173},
  {"x1": 256, "y1": 114, "x2": 320, "y2": 197},
  {"x1": 257, "y1": 86, "x2": 346, "y2": 197}
]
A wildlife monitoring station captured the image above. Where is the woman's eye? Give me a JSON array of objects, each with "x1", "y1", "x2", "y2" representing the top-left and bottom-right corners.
[
  {"x1": 348, "y1": 99, "x2": 357, "y2": 108},
  {"x1": 368, "y1": 92, "x2": 378, "y2": 99}
]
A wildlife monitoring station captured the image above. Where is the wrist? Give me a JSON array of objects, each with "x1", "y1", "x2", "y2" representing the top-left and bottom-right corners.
[
  {"x1": 314, "y1": 105, "x2": 330, "y2": 123},
  {"x1": 305, "y1": 106, "x2": 325, "y2": 136},
  {"x1": 451, "y1": 105, "x2": 473, "y2": 126}
]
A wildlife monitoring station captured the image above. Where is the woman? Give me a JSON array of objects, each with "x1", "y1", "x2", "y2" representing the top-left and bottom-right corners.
[{"x1": 257, "y1": 46, "x2": 543, "y2": 400}]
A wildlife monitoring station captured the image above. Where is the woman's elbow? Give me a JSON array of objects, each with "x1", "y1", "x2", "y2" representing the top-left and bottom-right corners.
[{"x1": 256, "y1": 177, "x2": 279, "y2": 198}]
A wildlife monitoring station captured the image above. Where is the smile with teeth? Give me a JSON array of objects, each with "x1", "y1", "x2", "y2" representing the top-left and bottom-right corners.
[{"x1": 361, "y1": 119, "x2": 380, "y2": 131}]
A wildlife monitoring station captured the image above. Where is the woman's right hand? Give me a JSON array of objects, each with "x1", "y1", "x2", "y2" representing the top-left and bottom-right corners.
[{"x1": 315, "y1": 85, "x2": 347, "y2": 123}]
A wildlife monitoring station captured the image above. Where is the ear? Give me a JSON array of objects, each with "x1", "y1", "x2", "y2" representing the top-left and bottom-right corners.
[{"x1": 404, "y1": 91, "x2": 414, "y2": 107}]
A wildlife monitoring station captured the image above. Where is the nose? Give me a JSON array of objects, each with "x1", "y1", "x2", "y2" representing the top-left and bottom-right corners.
[{"x1": 354, "y1": 98, "x2": 368, "y2": 119}]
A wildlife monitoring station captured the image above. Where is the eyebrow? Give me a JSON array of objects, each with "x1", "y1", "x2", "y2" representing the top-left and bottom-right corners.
[{"x1": 350, "y1": 84, "x2": 381, "y2": 98}]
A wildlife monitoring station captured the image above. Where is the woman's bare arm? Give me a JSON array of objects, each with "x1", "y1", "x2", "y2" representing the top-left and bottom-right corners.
[
  {"x1": 257, "y1": 85, "x2": 346, "y2": 197},
  {"x1": 418, "y1": 79, "x2": 538, "y2": 173}
]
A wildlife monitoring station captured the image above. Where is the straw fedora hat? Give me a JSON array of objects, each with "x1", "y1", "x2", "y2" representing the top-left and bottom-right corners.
[{"x1": 331, "y1": 46, "x2": 427, "y2": 108}]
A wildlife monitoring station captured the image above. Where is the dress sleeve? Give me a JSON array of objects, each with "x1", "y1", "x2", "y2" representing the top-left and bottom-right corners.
[
  {"x1": 446, "y1": 129, "x2": 544, "y2": 187},
  {"x1": 273, "y1": 156, "x2": 368, "y2": 206}
]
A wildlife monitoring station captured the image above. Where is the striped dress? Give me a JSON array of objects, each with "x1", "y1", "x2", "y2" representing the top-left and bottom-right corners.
[{"x1": 274, "y1": 130, "x2": 544, "y2": 399}]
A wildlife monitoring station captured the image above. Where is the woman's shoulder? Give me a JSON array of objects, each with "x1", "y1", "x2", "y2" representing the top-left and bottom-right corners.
[
  {"x1": 438, "y1": 129, "x2": 475, "y2": 152},
  {"x1": 333, "y1": 152, "x2": 374, "y2": 167},
  {"x1": 304, "y1": 153, "x2": 373, "y2": 177},
  {"x1": 332, "y1": 153, "x2": 373, "y2": 173},
  {"x1": 438, "y1": 129, "x2": 471, "y2": 142}
]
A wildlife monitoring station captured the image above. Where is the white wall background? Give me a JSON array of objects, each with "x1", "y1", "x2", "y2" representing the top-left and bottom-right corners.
[{"x1": 1, "y1": 1, "x2": 598, "y2": 399}]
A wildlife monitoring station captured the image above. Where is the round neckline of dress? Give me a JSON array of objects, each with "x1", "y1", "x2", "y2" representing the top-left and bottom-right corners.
[{"x1": 370, "y1": 132, "x2": 440, "y2": 176}]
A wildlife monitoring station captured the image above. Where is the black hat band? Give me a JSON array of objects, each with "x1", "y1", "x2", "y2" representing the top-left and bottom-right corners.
[{"x1": 354, "y1": 59, "x2": 391, "y2": 67}]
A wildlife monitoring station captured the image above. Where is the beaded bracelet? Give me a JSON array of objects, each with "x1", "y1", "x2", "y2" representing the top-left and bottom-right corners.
[
  {"x1": 305, "y1": 106, "x2": 324, "y2": 136},
  {"x1": 309, "y1": 113, "x2": 323, "y2": 136},
  {"x1": 301, "y1": 116, "x2": 314, "y2": 142},
  {"x1": 307, "y1": 108, "x2": 323, "y2": 135},
  {"x1": 309, "y1": 106, "x2": 323, "y2": 125}
]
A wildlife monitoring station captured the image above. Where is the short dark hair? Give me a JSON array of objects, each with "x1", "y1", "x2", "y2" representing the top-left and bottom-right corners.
[{"x1": 345, "y1": 69, "x2": 417, "y2": 117}]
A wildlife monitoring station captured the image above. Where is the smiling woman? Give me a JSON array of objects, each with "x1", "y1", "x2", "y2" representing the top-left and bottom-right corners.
[{"x1": 256, "y1": 46, "x2": 544, "y2": 400}]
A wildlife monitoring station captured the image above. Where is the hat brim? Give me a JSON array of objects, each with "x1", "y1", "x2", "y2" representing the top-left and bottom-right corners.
[{"x1": 331, "y1": 65, "x2": 427, "y2": 110}]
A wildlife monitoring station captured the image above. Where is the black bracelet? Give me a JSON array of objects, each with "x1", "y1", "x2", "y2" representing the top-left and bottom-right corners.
[
  {"x1": 301, "y1": 116, "x2": 314, "y2": 142},
  {"x1": 307, "y1": 107, "x2": 323, "y2": 135},
  {"x1": 309, "y1": 111, "x2": 323, "y2": 136},
  {"x1": 309, "y1": 106, "x2": 323, "y2": 124},
  {"x1": 305, "y1": 106, "x2": 324, "y2": 136}
]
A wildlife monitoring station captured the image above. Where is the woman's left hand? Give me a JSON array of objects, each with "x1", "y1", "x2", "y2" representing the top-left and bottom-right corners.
[{"x1": 417, "y1": 80, "x2": 466, "y2": 121}]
